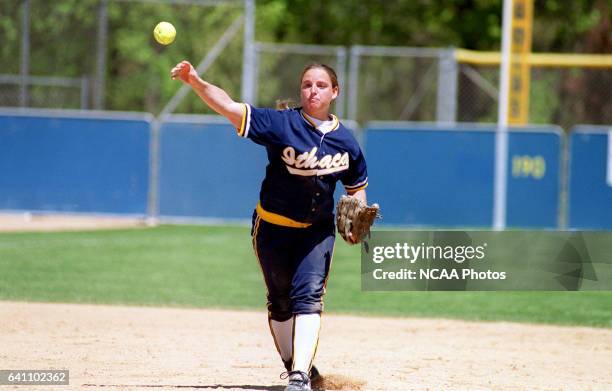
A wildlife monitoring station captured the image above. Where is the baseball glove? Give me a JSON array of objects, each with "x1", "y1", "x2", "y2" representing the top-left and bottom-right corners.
[{"x1": 336, "y1": 195, "x2": 381, "y2": 244}]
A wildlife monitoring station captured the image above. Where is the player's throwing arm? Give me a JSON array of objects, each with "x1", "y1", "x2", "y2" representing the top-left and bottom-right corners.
[{"x1": 170, "y1": 61, "x2": 243, "y2": 128}]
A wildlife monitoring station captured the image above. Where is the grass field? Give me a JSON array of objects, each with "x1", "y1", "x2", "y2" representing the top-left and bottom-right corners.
[{"x1": 1, "y1": 225, "x2": 610, "y2": 328}]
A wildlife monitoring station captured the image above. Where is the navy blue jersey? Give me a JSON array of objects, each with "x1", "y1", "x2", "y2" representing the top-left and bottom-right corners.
[{"x1": 237, "y1": 104, "x2": 368, "y2": 227}]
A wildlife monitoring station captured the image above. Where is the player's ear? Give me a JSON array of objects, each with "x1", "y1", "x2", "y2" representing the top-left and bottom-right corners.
[{"x1": 331, "y1": 86, "x2": 339, "y2": 100}]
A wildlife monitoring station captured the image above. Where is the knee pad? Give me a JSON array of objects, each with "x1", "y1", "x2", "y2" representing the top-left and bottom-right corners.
[
  {"x1": 291, "y1": 299, "x2": 323, "y2": 315},
  {"x1": 268, "y1": 297, "x2": 293, "y2": 322}
]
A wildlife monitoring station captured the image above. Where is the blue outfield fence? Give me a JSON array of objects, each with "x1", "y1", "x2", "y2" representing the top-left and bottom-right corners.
[
  {"x1": 364, "y1": 123, "x2": 562, "y2": 228},
  {"x1": 0, "y1": 108, "x2": 609, "y2": 230},
  {"x1": 568, "y1": 126, "x2": 612, "y2": 230},
  {"x1": 0, "y1": 109, "x2": 152, "y2": 215},
  {"x1": 158, "y1": 116, "x2": 267, "y2": 221}
]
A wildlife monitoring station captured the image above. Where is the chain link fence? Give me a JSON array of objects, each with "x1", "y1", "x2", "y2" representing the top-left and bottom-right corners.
[
  {"x1": 348, "y1": 48, "x2": 441, "y2": 123},
  {"x1": 253, "y1": 43, "x2": 346, "y2": 117},
  {"x1": 0, "y1": 75, "x2": 89, "y2": 109},
  {"x1": 0, "y1": 0, "x2": 98, "y2": 109},
  {"x1": 529, "y1": 67, "x2": 612, "y2": 128},
  {"x1": 456, "y1": 64, "x2": 499, "y2": 123},
  {"x1": 0, "y1": 0, "x2": 242, "y2": 113},
  {"x1": 455, "y1": 63, "x2": 612, "y2": 129},
  {"x1": 347, "y1": 47, "x2": 611, "y2": 129}
]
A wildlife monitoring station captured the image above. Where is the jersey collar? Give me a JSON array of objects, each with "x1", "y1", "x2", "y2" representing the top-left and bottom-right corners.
[{"x1": 300, "y1": 110, "x2": 340, "y2": 133}]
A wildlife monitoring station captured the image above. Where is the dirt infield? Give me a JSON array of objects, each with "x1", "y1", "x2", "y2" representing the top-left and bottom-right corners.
[
  {"x1": 1, "y1": 302, "x2": 611, "y2": 391},
  {"x1": 0, "y1": 213, "x2": 146, "y2": 232}
]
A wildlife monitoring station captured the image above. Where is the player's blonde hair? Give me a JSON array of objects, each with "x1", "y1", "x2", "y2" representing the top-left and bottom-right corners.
[{"x1": 276, "y1": 99, "x2": 295, "y2": 110}]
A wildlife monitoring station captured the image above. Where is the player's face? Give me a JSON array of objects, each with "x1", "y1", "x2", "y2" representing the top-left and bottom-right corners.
[{"x1": 300, "y1": 68, "x2": 339, "y2": 118}]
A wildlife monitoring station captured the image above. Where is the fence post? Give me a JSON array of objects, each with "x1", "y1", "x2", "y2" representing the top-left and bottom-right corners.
[
  {"x1": 80, "y1": 76, "x2": 89, "y2": 109},
  {"x1": 347, "y1": 45, "x2": 361, "y2": 122},
  {"x1": 252, "y1": 44, "x2": 260, "y2": 105},
  {"x1": 335, "y1": 46, "x2": 347, "y2": 119},
  {"x1": 94, "y1": 0, "x2": 108, "y2": 110},
  {"x1": 147, "y1": 118, "x2": 162, "y2": 226},
  {"x1": 20, "y1": 0, "x2": 30, "y2": 107},
  {"x1": 558, "y1": 130, "x2": 569, "y2": 229},
  {"x1": 241, "y1": 0, "x2": 255, "y2": 104},
  {"x1": 436, "y1": 48, "x2": 458, "y2": 123}
]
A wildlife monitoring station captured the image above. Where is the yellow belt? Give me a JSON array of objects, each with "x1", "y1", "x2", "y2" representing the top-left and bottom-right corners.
[{"x1": 256, "y1": 202, "x2": 312, "y2": 228}]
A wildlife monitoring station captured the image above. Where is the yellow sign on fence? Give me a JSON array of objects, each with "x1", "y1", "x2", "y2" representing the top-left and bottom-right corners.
[{"x1": 508, "y1": 0, "x2": 534, "y2": 125}]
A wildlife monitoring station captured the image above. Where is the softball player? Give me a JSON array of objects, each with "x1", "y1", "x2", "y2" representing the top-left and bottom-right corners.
[{"x1": 171, "y1": 61, "x2": 368, "y2": 391}]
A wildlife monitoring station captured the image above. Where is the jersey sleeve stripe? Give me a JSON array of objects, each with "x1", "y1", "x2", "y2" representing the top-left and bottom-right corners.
[
  {"x1": 236, "y1": 103, "x2": 251, "y2": 138},
  {"x1": 244, "y1": 103, "x2": 251, "y2": 138},
  {"x1": 346, "y1": 182, "x2": 368, "y2": 194},
  {"x1": 236, "y1": 103, "x2": 247, "y2": 136},
  {"x1": 345, "y1": 177, "x2": 368, "y2": 190}
]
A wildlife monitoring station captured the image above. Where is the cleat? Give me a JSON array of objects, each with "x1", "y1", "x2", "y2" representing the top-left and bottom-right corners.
[
  {"x1": 283, "y1": 359, "x2": 320, "y2": 383},
  {"x1": 281, "y1": 370, "x2": 311, "y2": 391}
]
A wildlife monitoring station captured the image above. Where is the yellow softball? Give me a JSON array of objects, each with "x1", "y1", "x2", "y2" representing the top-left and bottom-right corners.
[{"x1": 153, "y1": 21, "x2": 176, "y2": 45}]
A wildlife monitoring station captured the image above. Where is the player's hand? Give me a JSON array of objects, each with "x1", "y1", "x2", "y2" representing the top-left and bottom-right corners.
[{"x1": 171, "y1": 60, "x2": 197, "y2": 85}]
